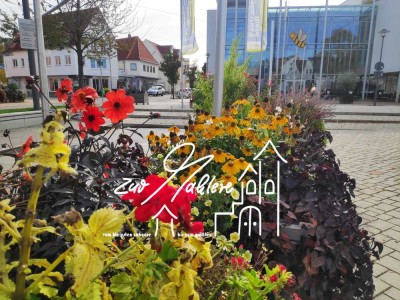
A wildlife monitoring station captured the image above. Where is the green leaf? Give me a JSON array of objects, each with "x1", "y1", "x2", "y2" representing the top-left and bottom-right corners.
[
  {"x1": 78, "y1": 282, "x2": 101, "y2": 300},
  {"x1": 110, "y1": 272, "x2": 136, "y2": 300},
  {"x1": 38, "y1": 284, "x2": 59, "y2": 298},
  {"x1": 157, "y1": 241, "x2": 179, "y2": 263}
]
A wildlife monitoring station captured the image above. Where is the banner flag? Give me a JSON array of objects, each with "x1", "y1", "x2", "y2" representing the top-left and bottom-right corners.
[
  {"x1": 246, "y1": 0, "x2": 268, "y2": 52},
  {"x1": 182, "y1": 0, "x2": 199, "y2": 55}
]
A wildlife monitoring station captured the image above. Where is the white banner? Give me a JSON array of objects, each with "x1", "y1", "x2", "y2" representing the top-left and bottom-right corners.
[
  {"x1": 246, "y1": 0, "x2": 268, "y2": 52},
  {"x1": 182, "y1": 0, "x2": 199, "y2": 55},
  {"x1": 18, "y1": 18, "x2": 37, "y2": 50}
]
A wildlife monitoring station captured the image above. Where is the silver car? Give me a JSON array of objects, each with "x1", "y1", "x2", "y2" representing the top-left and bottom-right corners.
[{"x1": 147, "y1": 86, "x2": 165, "y2": 96}]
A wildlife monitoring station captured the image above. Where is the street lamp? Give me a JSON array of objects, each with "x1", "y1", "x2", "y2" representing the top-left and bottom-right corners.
[{"x1": 374, "y1": 28, "x2": 390, "y2": 106}]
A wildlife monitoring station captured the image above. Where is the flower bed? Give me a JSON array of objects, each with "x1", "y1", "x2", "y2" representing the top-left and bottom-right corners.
[{"x1": 0, "y1": 77, "x2": 382, "y2": 300}]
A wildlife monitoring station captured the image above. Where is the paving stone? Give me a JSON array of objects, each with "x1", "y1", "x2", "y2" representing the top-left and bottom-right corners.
[
  {"x1": 387, "y1": 218, "x2": 400, "y2": 226},
  {"x1": 374, "y1": 277, "x2": 391, "y2": 297},
  {"x1": 373, "y1": 263, "x2": 388, "y2": 277},
  {"x1": 389, "y1": 251, "x2": 400, "y2": 260},
  {"x1": 379, "y1": 271, "x2": 400, "y2": 289},
  {"x1": 381, "y1": 229, "x2": 400, "y2": 241},
  {"x1": 384, "y1": 288, "x2": 400, "y2": 299},
  {"x1": 367, "y1": 220, "x2": 394, "y2": 231},
  {"x1": 376, "y1": 214, "x2": 393, "y2": 221},
  {"x1": 378, "y1": 256, "x2": 400, "y2": 273},
  {"x1": 379, "y1": 191, "x2": 398, "y2": 198},
  {"x1": 374, "y1": 294, "x2": 394, "y2": 300}
]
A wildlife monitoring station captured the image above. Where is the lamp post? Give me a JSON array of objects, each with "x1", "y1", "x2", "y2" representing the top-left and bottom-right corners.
[
  {"x1": 206, "y1": 52, "x2": 210, "y2": 74},
  {"x1": 374, "y1": 28, "x2": 390, "y2": 106}
]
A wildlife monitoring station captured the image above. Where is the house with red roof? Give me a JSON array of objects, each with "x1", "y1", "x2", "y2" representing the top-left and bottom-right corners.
[
  {"x1": 143, "y1": 39, "x2": 190, "y2": 94},
  {"x1": 117, "y1": 35, "x2": 160, "y2": 92}
]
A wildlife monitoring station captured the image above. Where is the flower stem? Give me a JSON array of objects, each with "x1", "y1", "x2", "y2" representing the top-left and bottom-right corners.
[
  {"x1": 14, "y1": 166, "x2": 44, "y2": 300},
  {"x1": 207, "y1": 278, "x2": 226, "y2": 300}
]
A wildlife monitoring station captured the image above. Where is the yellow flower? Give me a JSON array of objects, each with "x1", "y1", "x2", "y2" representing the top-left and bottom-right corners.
[
  {"x1": 242, "y1": 128, "x2": 256, "y2": 139},
  {"x1": 221, "y1": 160, "x2": 241, "y2": 175},
  {"x1": 168, "y1": 126, "x2": 180, "y2": 134},
  {"x1": 240, "y1": 117, "x2": 252, "y2": 127},
  {"x1": 220, "y1": 173, "x2": 237, "y2": 186},
  {"x1": 230, "y1": 232, "x2": 240, "y2": 243},
  {"x1": 207, "y1": 219, "x2": 214, "y2": 226},
  {"x1": 243, "y1": 250, "x2": 252, "y2": 262},
  {"x1": 226, "y1": 122, "x2": 241, "y2": 136},
  {"x1": 248, "y1": 104, "x2": 267, "y2": 120},
  {"x1": 292, "y1": 122, "x2": 302, "y2": 134},
  {"x1": 232, "y1": 98, "x2": 250, "y2": 107},
  {"x1": 185, "y1": 133, "x2": 197, "y2": 143},
  {"x1": 231, "y1": 189, "x2": 240, "y2": 200},
  {"x1": 253, "y1": 137, "x2": 268, "y2": 148},
  {"x1": 205, "y1": 200, "x2": 212, "y2": 207},
  {"x1": 194, "y1": 121, "x2": 206, "y2": 132},
  {"x1": 234, "y1": 157, "x2": 249, "y2": 171},
  {"x1": 147, "y1": 130, "x2": 156, "y2": 141},
  {"x1": 159, "y1": 135, "x2": 169, "y2": 146},
  {"x1": 241, "y1": 147, "x2": 253, "y2": 157},
  {"x1": 212, "y1": 148, "x2": 228, "y2": 163},
  {"x1": 194, "y1": 147, "x2": 206, "y2": 159},
  {"x1": 179, "y1": 171, "x2": 196, "y2": 184},
  {"x1": 220, "y1": 115, "x2": 235, "y2": 124},
  {"x1": 211, "y1": 124, "x2": 224, "y2": 136},
  {"x1": 191, "y1": 207, "x2": 199, "y2": 216},
  {"x1": 276, "y1": 115, "x2": 289, "y2": 126}
]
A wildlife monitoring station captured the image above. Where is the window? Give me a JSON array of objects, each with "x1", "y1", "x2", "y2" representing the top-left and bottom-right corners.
[
  {"x1": 143, "y1": 65, "x2": 146, "y2": 71},
  {"x1": 91, "y1": 58, "x2": 107, "y2": 68},
  {"x1": 153, "y1": 66, "x2": 155, "y2": 73},
  {"x1": 49, "y1": 78, "x2": 59, "y2": 91},
  {"x1": 55, "y1": 56, "x2": 61, "y2": 66},
  {"x1": 65, "y1": 55, "x2": 71, "y2": 65},
  {"x1": 130, "y1": 63, "x2": 137, "y2": 70},
  {"x1": 21, "y1": 58, "x2": 25, "y2": 67},
  {"x1": 12, "y1": 59, "x2": 18, "y2": 67},
  {"x1": 46, "y1": 56, "x2": 51, "y2": 66},
  {"x1": 91, "y1": 59, "x2": 96, "y2": 68}
]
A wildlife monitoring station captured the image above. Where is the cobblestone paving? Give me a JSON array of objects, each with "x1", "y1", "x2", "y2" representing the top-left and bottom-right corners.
[{"x1": 327, "y1": 123, "x2": 400, "y2": 299}]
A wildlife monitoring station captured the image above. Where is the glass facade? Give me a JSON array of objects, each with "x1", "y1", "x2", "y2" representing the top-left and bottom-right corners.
[{"x1": 226, "y1": 2, "x2": 375, "y2": 93}]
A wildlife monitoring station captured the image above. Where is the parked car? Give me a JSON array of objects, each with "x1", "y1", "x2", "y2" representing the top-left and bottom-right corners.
[
  {"x1": 176, "y1": 88, "x2": 192, "y2": 98},
  {"x1": 147, "y1": 86, "x2": 165, "y2": 96}
]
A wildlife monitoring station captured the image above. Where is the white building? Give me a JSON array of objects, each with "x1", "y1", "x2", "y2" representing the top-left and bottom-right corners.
[{"x1": 3, "y1": 38, "x2": 118, "y2": 96}]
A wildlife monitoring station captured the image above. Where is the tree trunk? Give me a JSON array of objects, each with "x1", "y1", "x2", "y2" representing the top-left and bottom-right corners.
[
  {"x1": 171, "y1": 86, "x2": 175, "y2": 99},
  {"x1": 77, "y1": 44, "x2": 85, "y2": 88}
]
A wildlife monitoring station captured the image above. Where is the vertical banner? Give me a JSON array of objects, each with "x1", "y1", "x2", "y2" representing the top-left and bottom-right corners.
[
  {"x1": 182, "y1": 0, "x2": 199, "y2": 55},
  {"x1": 246, "y1": 0, "x2": 268, "y2": 52}
]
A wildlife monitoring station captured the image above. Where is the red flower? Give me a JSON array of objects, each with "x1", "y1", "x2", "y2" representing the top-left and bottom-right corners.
[
  {"x1": 293, "y1": 293, "x2": 302, "y2": 300},
  {"x1": 55, "y1": 78, "x2": 73, "y2": 102},
  {"x1": 278, "y1": 264, "x2": 287, "y2": 272},
  {"x1": 121, "y1": 175, "x2": 198, "y2": 227},
  {"x1": 230, "y1": 256, "x2": 247, "y2": 270},
  {"x1": 78, "y1": 122, "x2": 87, "y2": 139},
  {"x1": 17, "y1": 136, "x2": 33, "y2": 158},
  {"x1": 102, "y1": 89, "x2": 135, "y2": 123},
  {"x1": 269, "y1": 274, "x2": 278, "y2": 283},
  {"x1": 81, "y1": 106, "x2": 105, "y2": 132},
  {"x1": 71, "y1": 87, "x2": 98, "y2": 112}
]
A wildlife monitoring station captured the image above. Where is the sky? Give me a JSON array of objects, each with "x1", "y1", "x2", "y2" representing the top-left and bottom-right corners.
[
  {"x1": 132, "y1": 0, "x2": 345, "y2": 67},
  {"x1": 3, "y1": 0, "x2": 347, "y2": 66}
]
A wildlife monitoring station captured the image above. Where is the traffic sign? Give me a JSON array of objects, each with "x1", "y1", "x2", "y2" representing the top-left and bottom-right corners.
[
  {"x1": 375, "y1": 62, "x2": 384, "y2": 71},
  {"x1": 18, "y1": 18, "x2": 37, "y2": 50}
]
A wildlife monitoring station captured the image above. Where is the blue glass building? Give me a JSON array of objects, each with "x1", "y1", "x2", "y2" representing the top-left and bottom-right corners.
[{"x1": 211, "y1": 1, "x2": 377, "y2": 95}]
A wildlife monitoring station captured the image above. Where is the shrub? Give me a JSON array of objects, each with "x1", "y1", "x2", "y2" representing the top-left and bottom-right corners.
[{"x1": 6, "y1": 82, "x2": 25, "y2": 102}]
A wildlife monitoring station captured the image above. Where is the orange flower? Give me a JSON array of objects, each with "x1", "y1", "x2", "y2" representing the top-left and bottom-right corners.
[
  {"x1": 242, "y1": 128, "x2": 256, "y2": 139},
  {"x1": 71, "y1": 87, "x2": 98, "y2": 112},
  {"x1": 221, "y1": 160, "x2": 241, "y2": 175},
  {"x1": 211, "y1": 124, "x2": 224, "y2": 136},
  {"x1": 234, "y1": 157, "x2": 249, "y2": 171},
  {"x1": 17, "y1": 136, "x2": 33, "y2": 158},
  {"x1": 226, "y1": 121, "x2": 241, "y2": 136},
  {"x1": 220, "y1": 115, "x2": 235, "y2": 124},
  {"x1": 194, "y1": 121, "x2": 206, "y2": 132},
  {"x1": 179, "y1": 171, "x2": 196, "y2": 184},
  {"x1": 81, "y1": 106, "x2": 105, "y2": 132},
  {"x1": 55, "y1": 78, "x2": 73, "y2": 102},
  {"x1": 248, "y1": 104, "x2": 267, "y2": 120},
  {"x1": 102, "y1": 89, "x2": 135, "y2": 123},
  {"x1": 169, "y1": 126, "x2": 180, "y2": 134},
  {"x1": 194, "y1": 147, "x2": 206, "y2": 159},
  {"x1": 240, "y1": 118, "x2": 252, "y2": 127},
  {"x1": 185, "y1": 133, "x2": 197, "y2": 143},
  {"x1": 253, "y1": 137, "x2": 268, "y2": 148},
  {"x1": 212, "y1": 148, "x2": 228, "y2": 163},
  {"x1": 232, "y1": 98, "x2": 250, "y2": 107},
  {"x1": 147, "y1": 131, "x2": 156, "y2": 142},
  {"x1": 220, "y1": 173, "x2": 237, "y2": 186},
  {"x1": 242, "y1": 147, "x2": 253, "y2": 157}
]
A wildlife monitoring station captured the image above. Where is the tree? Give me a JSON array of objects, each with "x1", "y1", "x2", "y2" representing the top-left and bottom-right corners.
[
  {"x1": 201, "y1": 62, "x2": 207, "y2": 75},
  {"x1": 159, "y1": 50, "x2": 181, "y2": 99},
  {"x1": 184, "y1": 65, "x2": 197, "y2": 88},
  {"x1": 43, "y1": 0, "x2": 141, "y2": 87}
]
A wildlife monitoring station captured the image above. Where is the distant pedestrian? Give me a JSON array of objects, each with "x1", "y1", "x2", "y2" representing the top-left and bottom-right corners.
[{"x1": 310, "y1": 84, "x2": 316, "y2": 96}]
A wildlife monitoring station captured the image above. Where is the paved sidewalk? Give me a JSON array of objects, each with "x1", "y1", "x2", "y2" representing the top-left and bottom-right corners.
[{"x1": 328, "y1": 123, "x2": 400, "y2": 299}]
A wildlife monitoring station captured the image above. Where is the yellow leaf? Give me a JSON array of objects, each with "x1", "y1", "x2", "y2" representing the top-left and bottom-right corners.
[
  {"x1": 168, "y1": 262, "x2": 199, "y2": 300},
  {"x1": 159, "y1": 282, "x2": 178, "y2": 300},
  {"x1": 88, "y1": 208, "x2": 124, "y2": 242},
  {"x1": 188, "y1": 237, "x2": 213, "y2": 271},
  {"x1": 66, "y1": 243, "x2": 104, "y2": 294}
]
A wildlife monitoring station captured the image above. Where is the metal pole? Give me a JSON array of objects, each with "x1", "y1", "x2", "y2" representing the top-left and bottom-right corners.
[
  {"x1": 22, "y1": 0, "x2": 40, "y2": 111},
  {"x1": 275, "y1": 0, "x2": 282, "y2": 81},
  {"x1": 279, "y1": 0, "x2": 288, "y2": 93},
  {"x1": 374, "y1": 35, "x2": 385, "y2": 106},
  {"x1": 268, "y1": 20, "x2": 274, "y2": 96},
  {"x1": 33, "y1": 0, "x2": 50, "y2": 118},
  {"x1": 257, "y1": 0, "x2": 267, "y2": 97},
  {"x1": 234, "y1": 0, "x2": 238, "y2": 39},
  {"x1": 318, "y1": 0, "x2": 329, "y2": 96},
  {"x1": 213, "y1": 0, "x2": 227, "y2": 117},
  {"x1": 244, "y1": 0, "x2": 249, "y2": 62},
  {"x1": 180, "y1": 0, "x2": 184, "y2": 108},
  {"x1": 363, "y1": 0, "x2": 377, "y2": 101},
  {"x1": 100, "y1": 59, "x2": 103, "y2": 103}
]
